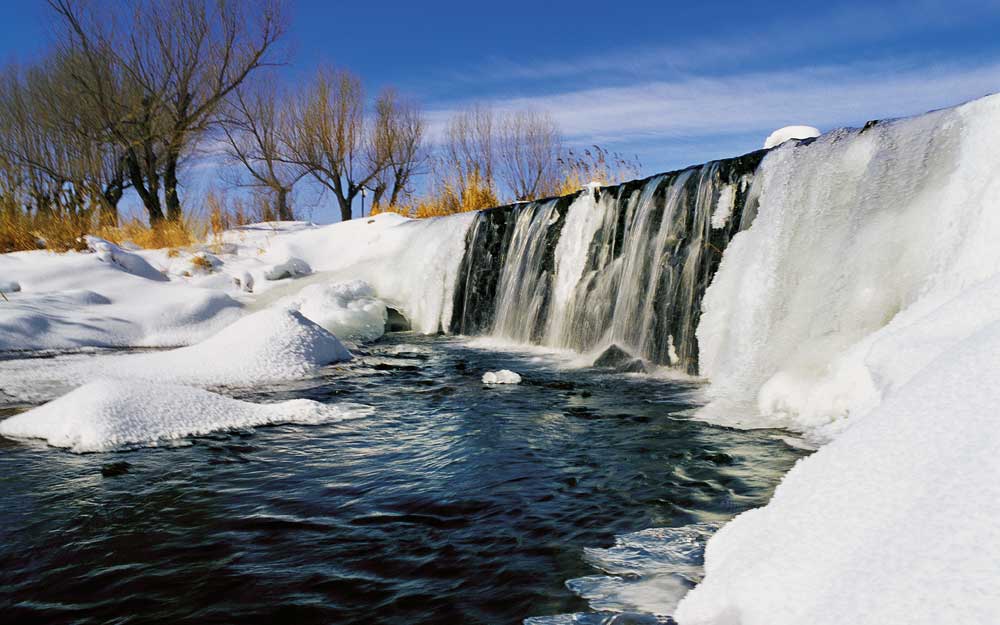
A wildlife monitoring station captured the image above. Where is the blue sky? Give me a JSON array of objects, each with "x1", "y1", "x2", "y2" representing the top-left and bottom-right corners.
[{"x1": 2, "y1": 0, "x2": 1000, "y2": 221}]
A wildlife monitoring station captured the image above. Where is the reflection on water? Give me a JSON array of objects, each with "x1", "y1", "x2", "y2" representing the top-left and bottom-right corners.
[{"x1": 0, "y1": 334, "x2": 802, "y2": 624}]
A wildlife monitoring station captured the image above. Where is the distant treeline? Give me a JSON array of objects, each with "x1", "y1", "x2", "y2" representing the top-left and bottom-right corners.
[{"x1": 0, "y1": 0, "x2": 640, "y2": 251}]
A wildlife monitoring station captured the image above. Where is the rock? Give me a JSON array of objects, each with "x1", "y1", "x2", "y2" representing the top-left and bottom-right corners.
[
  {"x1": 100, "y1": 461, "x2": 132, "y2": 477},
  {"x1": 593, "y1": 344, "x2": 633, "y2": 368},
  {"x1": 619, "y1": 359, "x2": 647, "y2": 373}
]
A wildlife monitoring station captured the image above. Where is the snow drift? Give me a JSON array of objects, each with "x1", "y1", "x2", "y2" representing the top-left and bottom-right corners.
[
  {"x1": 0, "y1": 379, "x2": 365, "y2": 452},
  {"x1": 0, "y1": 306, "x2": 352, "y2": 403},
  {"x1": 677, "y1": 317, "x2": 1000, "y2": 625}
]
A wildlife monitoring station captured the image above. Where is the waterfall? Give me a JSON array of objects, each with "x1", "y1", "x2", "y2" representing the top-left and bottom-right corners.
[{"x1": 450, "y1": 150, "x2": 766, "y2": 372}]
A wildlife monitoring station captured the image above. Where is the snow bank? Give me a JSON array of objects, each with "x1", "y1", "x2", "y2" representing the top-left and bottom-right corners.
[
  {"x1": 482, "y1": 369, "x2": 521, "y2": 384},
  {"x1": 285, "y1": 279, "x2": 387, "y2": 342},
  {"x1": 0, "y1": 306, "x2": 351, "y2": 403},
  {"x1": 0, "y1": 379, "x2": 364, "y2": 452},
  {"x1": 699, "y1": 94, "x2": 1000, "y2": 439},
  {"x1": 762, "y1": 125, "x2": 820, "y2": 149},
  {"x1": 683, "y1": 93, "x2": 1000, "y2": 624},
  {"x1": 85, "y1": 236, "x2": 168, "y2": 282},
  {"x1": 249, "y1": 212, "x2": 475, "y2": 333},
  {"x1": 676, "y1": 318, "x2": 1000, "y2": 625}
]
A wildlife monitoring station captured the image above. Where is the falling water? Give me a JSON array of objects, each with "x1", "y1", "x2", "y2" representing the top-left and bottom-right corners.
[{"x1": 450, "y1": 149, "x2": 766, "y2": 372}]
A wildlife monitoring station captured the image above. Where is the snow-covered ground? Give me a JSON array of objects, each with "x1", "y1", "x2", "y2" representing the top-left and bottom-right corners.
[{"x1": 0, "y1": 213, "x2": 471, "y2": 445}]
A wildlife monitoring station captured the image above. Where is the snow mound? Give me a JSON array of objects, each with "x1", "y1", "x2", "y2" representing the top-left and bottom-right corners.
[
  {"x1": 763, "y1": 125, "x2": 820, "y2": 149},
  {"x1": 482, "y1": 369, "x2": 522, "y2": 384},
  {"x1": 85, "y1": 236, "x2": 168, "y2": 282},
  {"x1": 264, "y1": 257, "x2": 311, "y2": 280},
  {"x1": 0, "y1": 280, "x2": 20, "y2": 292},
  {"x1": 124, "y1": 306, "x2": 352, "y2": 386},
  {"x1": 288, "y1": 280, "x2": 387, "y2": 342},
  {"x1": 0, "y1": 379, "x2": 365, "y2": 452},
  {"x1": 676, "y1": 318, "x2": 1000, "y2": 625}
]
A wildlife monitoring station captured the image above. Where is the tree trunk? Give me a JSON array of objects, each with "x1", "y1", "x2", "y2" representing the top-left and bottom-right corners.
[
  {"x1": 164, "y1": 151, "x2": 182, "y2": 222},
  {"x1": 126, "y1": 151, "x2": 164, "y2": 224},
  {"x1": 337, "y1": 191, "x2": 353, "y2": 222},
  {"x1": 276, "y1": 187, "x2": 293, "y2": 221}
]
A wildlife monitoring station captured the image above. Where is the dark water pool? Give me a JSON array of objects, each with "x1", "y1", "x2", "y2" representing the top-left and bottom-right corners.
[{"x1": 0, "y1": 335, "x2": 802, "y2": 624}]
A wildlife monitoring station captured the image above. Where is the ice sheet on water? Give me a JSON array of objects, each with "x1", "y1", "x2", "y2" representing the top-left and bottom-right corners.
[{"x1": 528, "y1": 524, "x2": 718, "y2": 624}]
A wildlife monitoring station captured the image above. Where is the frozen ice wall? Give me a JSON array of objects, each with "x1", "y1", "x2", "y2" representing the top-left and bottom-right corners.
[{"x1": 698, "y1": 93, "x2": 1000, "y2": 438}]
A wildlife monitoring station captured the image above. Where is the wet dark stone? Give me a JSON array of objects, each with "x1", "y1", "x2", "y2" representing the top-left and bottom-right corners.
[
  {"x1": 618, "y1": 359, "x2": 647, "y2": 373},
  {"x1": 100, "y1": 461, "x2": 131, "y2": 478},
  {"x1": 593, "y1": 345, "x2": 633, "y2": 368}
]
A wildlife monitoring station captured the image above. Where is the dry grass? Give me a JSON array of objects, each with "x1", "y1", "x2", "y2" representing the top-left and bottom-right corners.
[
  {"x1": 190, "y1": 254, "x2": 215, "y2": 271},
  {"x1": 0, "y1": 208, "x2": 207, "y2": 254}
]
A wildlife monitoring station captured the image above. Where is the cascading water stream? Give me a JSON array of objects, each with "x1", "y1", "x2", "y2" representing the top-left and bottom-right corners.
[{"x1": 450, "y1": 151, "x2": 765, "y2": 372}]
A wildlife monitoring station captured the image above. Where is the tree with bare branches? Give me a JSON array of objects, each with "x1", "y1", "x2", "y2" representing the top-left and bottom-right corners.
[
  {"x1": 220, "y1": 81, "x2": 302, "y2": 220},
  {"x1": 497, "y1": 110, "x2": 562, "y2": 201},
  {"x1": 370, "y1": 89, "x2": 426, "y2": 211},
  {"x1": 48, "y1": 0, "x2": 287, "y2": 223}
]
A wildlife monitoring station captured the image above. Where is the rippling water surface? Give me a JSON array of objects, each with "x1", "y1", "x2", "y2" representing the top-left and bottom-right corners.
[{"x1": 0, "y1": 334, "x2": 803, "y2": 624}]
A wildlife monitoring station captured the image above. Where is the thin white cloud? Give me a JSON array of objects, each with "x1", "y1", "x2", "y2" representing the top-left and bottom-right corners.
[{"x1": 427, "y1": 60, "x2": 1000, "y2": 153}]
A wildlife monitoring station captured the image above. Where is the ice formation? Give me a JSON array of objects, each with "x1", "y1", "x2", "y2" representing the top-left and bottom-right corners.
[
  {"x1": 285, "y1": 279, "x2": 388, "y2": 342},
  {"x1": 0, "y1": 379, "x2": 364, "y2": 452}
]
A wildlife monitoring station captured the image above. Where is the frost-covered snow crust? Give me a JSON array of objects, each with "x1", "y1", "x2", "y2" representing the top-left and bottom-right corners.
[{"x1": 683, "y1": 94, "x2": 1000, "y2": 623}]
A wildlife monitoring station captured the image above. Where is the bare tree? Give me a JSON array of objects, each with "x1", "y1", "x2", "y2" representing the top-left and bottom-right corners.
[
  {"x1": 496, "y1": 110, "x2": 562, "y2": 201},
  {"x1": 370, "y1": 89, "x2": 426, "y2": 210},
  {"x1": 283, "y1": 67, "x2": 386, "y2": 222},
  {"x1": 442, "y1": 104, "x2": 496, "y2": 193},
  {"x1": 48, "y1": 0, "x2": 286, "y2": 223},
  {"x1": 220, "y1": 81, "x2": 302, "y2": 220}
]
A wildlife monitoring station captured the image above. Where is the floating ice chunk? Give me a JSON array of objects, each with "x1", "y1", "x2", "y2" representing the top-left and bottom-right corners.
[
  {"x1": 763, "y1": 125, "x2": 820, "y2": 149},
  {"x1": 85, "y1": 236, "x2": 168, "y2": 282},
  {"x1": 264, "y1": 257, "x2": 311, "y2": 280},
  {"x1": 0, "y1": 379, "x2": 365, "y2": 452},
  {"x1": 289, "y1": 280, "x2": 388, "y2": 342},
  {"x1": 0, "y1": 280, "x2": 20, "y2": 292},
  {"x1": 482, "y1": 369, "x2": 522, "y2": 384}
]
